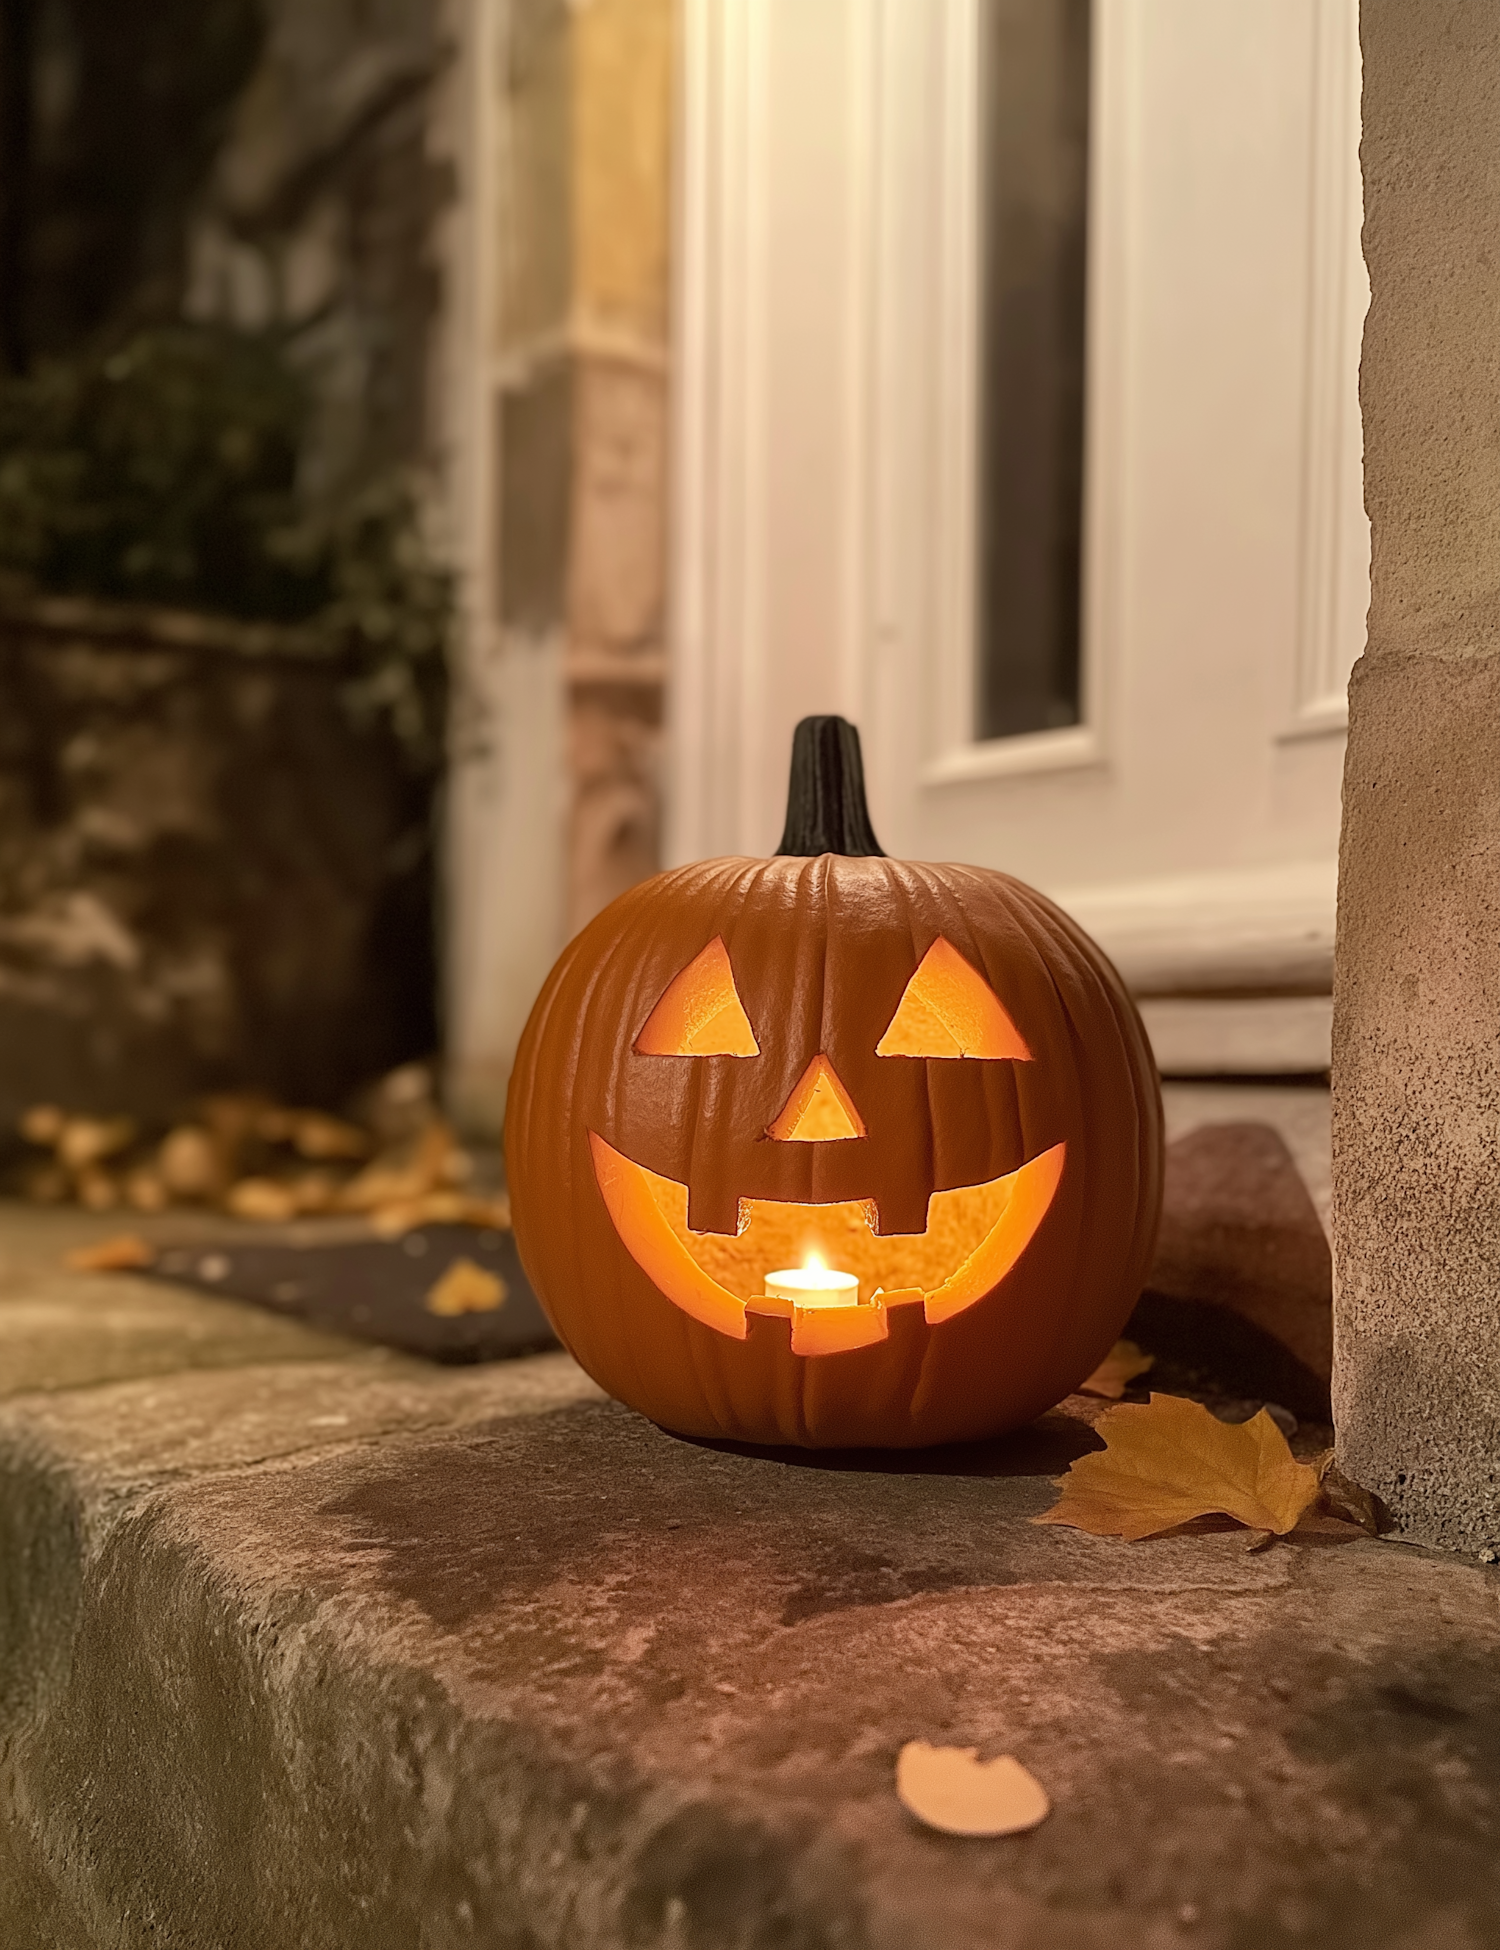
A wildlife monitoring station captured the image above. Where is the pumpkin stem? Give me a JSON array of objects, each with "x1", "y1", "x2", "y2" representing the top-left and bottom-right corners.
[{"x1": 775, "y1": 716, "x2": 885, "y2": 858}]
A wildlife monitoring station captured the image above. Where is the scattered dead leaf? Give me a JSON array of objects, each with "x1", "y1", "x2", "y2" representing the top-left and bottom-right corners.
[
  {"x1": 1079, "y1": 1339, "x2": 1155, "y2": 1400},
  {"x1": 157, "y1": 1126, "x2": 223, "y2": 1200},
  {"x1": 124, "y1": 1168, "x2": 169, "y2": 1214},
  {"x1": 424, "y1": 1258, "x2": 507, "y2": 1317},
  {"x1": 288, "y1": 1111, "x2": 370, "y2": 1162},
  {"x1": 226, "y1": 1177, "x2": 299, "y2": 1223},
  {"x1": 57, "y1": 1116, "x2": 135, "y2": 1171},
  {"x1": 75, "y1": 1166, "x2": 120, "y2": 1212},
  {"x1": 370, "y1": 1190, "x2": 512, "y2": 1239},
  {"x1": 19, "y1": 1103, "x2": 65, "y2": 1147},
  {"x1": 200, "y1": 1092, "x2": 276, "y2": 1153},
  {"x1": 369, "y1": 1200, "x2": 427, "y2": 1239},
  {"x1": 65, "y1": 1233, "x2": 156, "y2": 1272},
  {"x1": 1033, "y1": 1392, "x2": 1322, "y2": 1543},
  {"x1": 1314, "y1": 1452, "x2": 1389, "y2": 1536},
  {"x1": 896, "y1": 1742, "x2": 1050, "y2": 1837},
  {"x1": 339, "y1": 1118, "x2": 458, "y2": 1213},
  {"x1": 289, "y1": 1170, "x2": 340, "y2": 1215}
]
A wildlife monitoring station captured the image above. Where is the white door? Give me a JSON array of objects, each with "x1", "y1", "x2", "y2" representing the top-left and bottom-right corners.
[{"x1": 669, "y1": 0, "x2": 1367, "y2": 1070}]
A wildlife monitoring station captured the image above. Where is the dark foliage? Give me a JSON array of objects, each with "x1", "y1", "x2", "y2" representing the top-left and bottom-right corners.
[{"x1": 0, "y1": 323, "x2": 451, "y2": 772}]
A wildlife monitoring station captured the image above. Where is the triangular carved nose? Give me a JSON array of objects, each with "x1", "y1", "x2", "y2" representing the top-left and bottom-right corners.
[{"x1": 766, "y1": 1055, "x2": 866, "y2": 1142}]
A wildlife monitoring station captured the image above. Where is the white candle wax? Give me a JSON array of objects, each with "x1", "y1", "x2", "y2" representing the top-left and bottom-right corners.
[{"x1": 764, "y1": 1265, "x2": 859, "y2": 1308}]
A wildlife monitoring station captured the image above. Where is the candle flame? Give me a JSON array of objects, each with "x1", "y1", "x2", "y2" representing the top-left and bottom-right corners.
[{"x1": 803, "y1": 1249, "x2": 826, "y2": 1274}]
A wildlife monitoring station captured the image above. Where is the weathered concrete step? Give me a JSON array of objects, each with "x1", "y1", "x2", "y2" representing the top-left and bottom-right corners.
[{"x1": 4, "y1": 1342, "x2": 1500, "y2": 1949}]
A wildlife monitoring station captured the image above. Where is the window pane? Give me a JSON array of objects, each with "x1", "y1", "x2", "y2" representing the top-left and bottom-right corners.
[{"x1": 977, "y1": 0, "x2": 1091, "y2": 741}]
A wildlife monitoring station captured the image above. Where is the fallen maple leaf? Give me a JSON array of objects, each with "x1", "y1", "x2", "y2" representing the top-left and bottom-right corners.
[
  {"x1": 424, "y1": 1258, "x2": 507, "y2": 1317},
  {"x1": 1033, "y1": 1392, "x2": 1321, "y2": 1542},
  {"x1": 1078, "y1": 1338, "x2": 1155, "y2": 1400},
  {"x1": 64, "y1": 1233, "x2": 156, "y2": 1272},
  {"x1": 896, "y1": 1741, "x2": 1050, "y2": 1837}
]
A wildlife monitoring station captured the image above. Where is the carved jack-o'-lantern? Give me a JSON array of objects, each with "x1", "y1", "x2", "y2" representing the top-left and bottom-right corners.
[{"x1": 507, "y1": 717, "x2": 1162, "y2": 1448}]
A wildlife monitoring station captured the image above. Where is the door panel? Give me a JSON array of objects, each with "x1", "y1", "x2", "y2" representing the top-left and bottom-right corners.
[{"x1": 670, "y1": 0, "x2": 1367, "y2": 999}]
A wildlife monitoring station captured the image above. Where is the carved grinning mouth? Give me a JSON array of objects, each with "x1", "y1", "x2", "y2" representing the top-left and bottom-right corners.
[{"x1": 588, "y1": 1133, "x2": 1066, "y2": 1357}]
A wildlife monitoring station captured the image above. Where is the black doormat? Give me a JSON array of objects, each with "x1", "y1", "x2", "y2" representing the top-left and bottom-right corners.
[{"x1": 149, "y1": 1225, "x2": 560, "y2": 1363}]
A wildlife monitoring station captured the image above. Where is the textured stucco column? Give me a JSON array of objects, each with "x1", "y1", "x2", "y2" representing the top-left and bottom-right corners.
[
  {"x1": 1333, "y1": 3, "x2": 1500, "y2": 1551},
  {"x1": 446, "y1": 0, "x2": 673, "y2": 1135}
]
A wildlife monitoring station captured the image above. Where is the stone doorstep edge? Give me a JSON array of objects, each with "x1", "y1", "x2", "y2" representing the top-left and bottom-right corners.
[{"x1": 0, "y1": 1359, "x2": 857, "y2": 1950}]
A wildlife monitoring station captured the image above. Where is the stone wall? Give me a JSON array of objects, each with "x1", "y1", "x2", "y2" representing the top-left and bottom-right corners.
[
  {"x1": 0, "y1": 592, "x2": 437, "y2": 1132},
  {"x1": 0, "y1": 0, "x2": 456, "y2": 1123},
  {"x1": 182, "y1": 0, "x2": 451, "y2": 499},
  {"x1": 5, "y1": 0, "x2": 450, "y2": 500}
]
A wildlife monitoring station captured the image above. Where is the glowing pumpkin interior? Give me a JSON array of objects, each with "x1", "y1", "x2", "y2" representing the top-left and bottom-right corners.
[
  {"x1": 634, "y1": 936, "x2": 759, "y2": 1056},
  {"x1": 592, "y1": 933, "x2": 1064, "y2": 1356},
  {"x1": 765, "y1": 1054, "x2": 866, "y2": 1141},
  {"x1": 876, "y1": 936, "x2": 1031, "y2": 1060}
]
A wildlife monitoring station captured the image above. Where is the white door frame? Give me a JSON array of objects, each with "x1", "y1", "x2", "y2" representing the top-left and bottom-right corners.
[{"x1": 668, "y1": 0, "x2": 1367, "y2": 998}]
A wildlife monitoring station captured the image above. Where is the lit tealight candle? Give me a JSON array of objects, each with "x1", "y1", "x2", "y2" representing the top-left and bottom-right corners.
[{"x1": 763, "y1": 1252, "x2": 859, "y2": 1308}]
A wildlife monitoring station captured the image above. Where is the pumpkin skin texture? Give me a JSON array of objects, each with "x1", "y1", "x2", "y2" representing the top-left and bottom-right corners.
[{"x1": 506, "y1": 851, "x2": 1163, "y2": 1449}]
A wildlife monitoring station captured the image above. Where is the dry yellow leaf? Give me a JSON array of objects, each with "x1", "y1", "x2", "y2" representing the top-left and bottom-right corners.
[
  {"x1": 369, "y1": 1200, "x2": 426, "y2": 1239},
  {"x1": 288, "y1": 1111, "x2": 370, "y2": 1162},
  {"x1": 1078, "y1": 1338, "x2": 1155, "y2": 1400},
  {"x1": 289, "y1": 1170, "x2": 340, "y2": 1215},
  {"x1": 65, "y1": 1233, "x2": 156, "y2": 1272},
  {"x1": 158, "y1": 1125, "x2": 222, "y2": 1200},
  {"x1": 226, "y1": 1177, "x2": 299, "y2": 1223},
  {"x1": 896, "y1": 1742, "x2": 1050, "y2": 1837},
  {"x1": 19, "y1": 1103, "x2": 65, "y2": 1147},
  {"x1": 424, "y1": 1258, "x2": 507, "y2": 1317},
  {"x1": 370, "y1": 1190, "x2": 513, "y2": 1239},
  {"x1": 75, "y1": 1166, "x2": 120, "y2": 1212},
  {"x1": 124, "y1": 1168, "x2": 169, "y2": 1214},
  {"x1": 58, "y1": 1116, "x2": 135, "y2": 1171},
  {"x1": 1033, "y1": 1392, "x2": 1322, "y2": 1542},
  {"x1": 339, "y1": 1118, "x2": 457, "y2": 1213}
]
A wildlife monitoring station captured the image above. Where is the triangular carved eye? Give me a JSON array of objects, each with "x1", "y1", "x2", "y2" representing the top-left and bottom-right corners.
[
  {"x1": 635, "y1": 938, "x2": 760, "y2": 1057},
  {"x1": 876, "y1": 937, "x2": 1031, "y2": 1060}
]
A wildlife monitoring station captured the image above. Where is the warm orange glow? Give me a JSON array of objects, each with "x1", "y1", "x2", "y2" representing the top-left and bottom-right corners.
[
  {"x1": 766, "y1": 1054, "x2": 866, "y2": 1142},
  {"x1": 923, "y1": 1142, "x2": 1064, "y2": 1321},
  {"x1": 588, "y1": 1131, "x2": 750, "y2": 1338},
  {"x1": 588, "y1": 1130, "x2": 1065, "y2": 1354},
  {"x1": 634, "y1": 938, "x2": 760, "y2": 1057},
  {"x1": 876, "y1": 937, "x2": 1031, "y2": 1061}
]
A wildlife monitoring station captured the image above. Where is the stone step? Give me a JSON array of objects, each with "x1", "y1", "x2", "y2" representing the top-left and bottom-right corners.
[{"x1": 6, "y1": 1187, "x2": 1500, "y2": 1948}]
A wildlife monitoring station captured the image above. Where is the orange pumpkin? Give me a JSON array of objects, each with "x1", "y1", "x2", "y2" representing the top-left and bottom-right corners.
[{"x1": 507, "y1": 717, "x2": 1162, "y2": 1447}]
